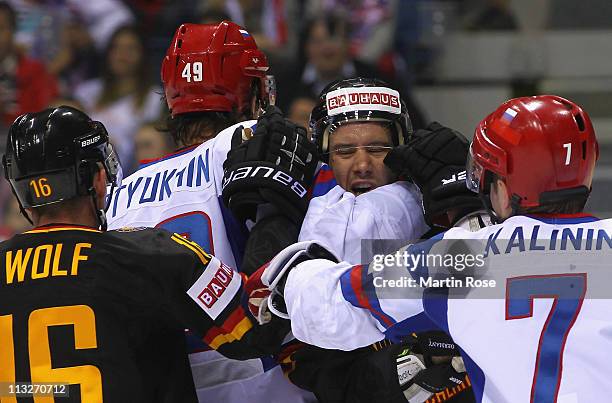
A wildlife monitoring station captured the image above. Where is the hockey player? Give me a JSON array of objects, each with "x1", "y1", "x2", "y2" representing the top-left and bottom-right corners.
[
  {"x1": 297, "y1": 77, "x2": 428, "y2": 263},
  {"x1": 107, "y1": 21, "x2": 317, "y2": 402},
  {"x1": 298, "y1": 78, "x2": 484, "y2": 263},
  {"x1": 256, "y1": 119, "x2": 480, "y2": 403},
  {"x1": 260, "y1": 95, "x2": 611, "y2": 402},
  {"x1": 0, "y1": 106, "x2": 288, "y2": 402},
  {"x1": 246, "y1": 79, "x2": 477, "y2": 402},
  {"x1": 254, "y1": 77, "x2": 428, "y2": 402}
]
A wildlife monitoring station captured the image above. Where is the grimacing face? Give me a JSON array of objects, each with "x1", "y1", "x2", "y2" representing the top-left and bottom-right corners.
[{"x1": 327, "y1": 122, "x2": 396, "y2": 195}]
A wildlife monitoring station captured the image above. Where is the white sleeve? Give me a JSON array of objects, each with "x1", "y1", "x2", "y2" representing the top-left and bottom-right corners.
[
  {"x1": 347, "y1": 181, "x2": 428, "y2": 242},
  {"x1": 299, "y1": 182, "x2": 428, "y2": 263},
  {"x1": 284, "y1": 259, "x2": 386, "y2": 350},
  {"x1": 211, "y1": 120, "x2": 257, "y2": 197},
  {"x1": 298, "y1": 185, "x2": 351, "y2": 259}
]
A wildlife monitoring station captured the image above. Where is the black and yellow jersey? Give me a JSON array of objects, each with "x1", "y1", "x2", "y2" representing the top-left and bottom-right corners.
[{"x1": 0, "y1": 224, "x2": 286, "y2": 403}]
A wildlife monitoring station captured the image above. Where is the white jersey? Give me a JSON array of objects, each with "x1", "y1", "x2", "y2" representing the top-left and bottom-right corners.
[
  {"x1": 108, "y1": 120, "x2": 314, "y2": 403},
  {"x1": 284, "y1": 214, "x2": 612, "y2": 402},
  {"x1": 108, "y1": 121, "x2": 250, "y2": 268},
  {"x1": 299, "y1": 182, "x2": 428, "y2": 263}
]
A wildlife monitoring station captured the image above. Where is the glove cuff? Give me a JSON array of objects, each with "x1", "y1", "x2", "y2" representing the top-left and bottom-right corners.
[
  {"x1": 262, "y1": 242, "x2": 339, "y2": 319},
  {"x1": 222, "y1": 161, "x2": 309, "y2": 222}
]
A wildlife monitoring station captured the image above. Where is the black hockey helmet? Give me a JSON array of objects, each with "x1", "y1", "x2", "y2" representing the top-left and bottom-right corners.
[
  {"x1": 310, "y1": 77, "x2": 412, "y2": 162},
  {"x1": 3, "y1": 106, "x2": 121, "y2": 221}
]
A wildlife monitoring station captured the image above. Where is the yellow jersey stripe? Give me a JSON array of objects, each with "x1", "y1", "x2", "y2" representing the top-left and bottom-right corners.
[
  {"x1": 170, "y1": 234, "x2": 211, "y2": 265},
  {"x1": 229, "y1": 316, "x2": 253, "y2": 340},
  {"x1": 181, "y1": 236, "x2": 211, "y2": 259},
  {"x1": 208, "y1": 333, "x2": 235, "y2": 350},
  {"x1": 207, "y1": 317, "x2": 254, "y2": 349},
  {"x1": 25, "y1": 227, "x2": 101, "y2": 234},
  {"x1": 171, "y1": 234, "x2": 211, "y2": 263}
]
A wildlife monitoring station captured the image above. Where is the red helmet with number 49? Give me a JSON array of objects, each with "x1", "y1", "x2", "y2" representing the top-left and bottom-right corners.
[
  {"x1": 467, "y1": 95, "x2": 599, "y2": 210},
  {"x1": 161, "y1": 21, "x2": 273, "y2": 117}
]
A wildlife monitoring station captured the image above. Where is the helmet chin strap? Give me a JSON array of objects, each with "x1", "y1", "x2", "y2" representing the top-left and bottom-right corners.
[
  {"x1": 88, "y1": 186, "x2": 107, "y2": 231},
  {"x1": 251, "y1": 96, "x2": 266, "y2": 119},
  {"x1": 10, "y1": 186, "x2": 34, "y2": 226},
  {"x1": 479, "y1": 193, "x2": 502, "y2": 225},
  {"x1": 509, "y1": 194, "x2": 523, "y2": 218},
  {"x1": 480, "y1": 192, "x2": 522, "y2": 225},
  {"x1": 96, "y1": 207, "x2": 108, "y2": 231}
]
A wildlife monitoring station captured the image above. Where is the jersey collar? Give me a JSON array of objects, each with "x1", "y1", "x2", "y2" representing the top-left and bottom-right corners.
[
  {"x1": 138, "y1": 143, "x2": 201, "y2": 169},
  {"x1": 526, "y1": 213, "x2": 599, "y2": 224},
  {"x1": 25, "y1": 223, "x2": 101, "y2": 234}
]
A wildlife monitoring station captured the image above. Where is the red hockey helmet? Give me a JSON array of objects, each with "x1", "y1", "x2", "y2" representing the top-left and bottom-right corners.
[
  {"x1": 467, "y1": 95, "x2": 599, "y2": 209},
  {"x1": 161, "y1": 21, "x2": 273, "y2": 117}
]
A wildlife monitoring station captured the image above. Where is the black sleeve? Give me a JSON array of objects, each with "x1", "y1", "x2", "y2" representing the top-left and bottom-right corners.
[
  {"x1": 284, "y1": 340, "x2": 475, "y2": 403},
  {"x1": 240, "y1": 214, "x2": 301, "y2": 275},
  {"x1": 281, "y1": 342, "x2": 374, "y2": 403},
  {"x1": 148, "y1": 229, "x2": 289, "y2": 359}
]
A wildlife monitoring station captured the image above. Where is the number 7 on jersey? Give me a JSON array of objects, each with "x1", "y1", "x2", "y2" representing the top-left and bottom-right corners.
[{"x1": 506, "y1": 273, "x2": 587, "y2": 403}]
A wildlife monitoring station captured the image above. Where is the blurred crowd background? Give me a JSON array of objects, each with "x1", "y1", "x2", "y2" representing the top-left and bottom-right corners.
[{"x1": 1, "y1": 0, "x2": 611, "y2": 238}]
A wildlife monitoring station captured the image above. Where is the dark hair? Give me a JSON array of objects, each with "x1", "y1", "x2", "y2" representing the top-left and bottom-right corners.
[
  {"x1": 199, "y1": 8, "x2": 231, "y2": 24},
  {"x1": 519, "y1": 200, "x2": 586, "y2": 215},
  {"x1": 304, "y1": 14, "x2": 351, "y2": 42},
  {"x1": 490, "y1": 174, "x2": 586, "y2": 215},
  {"x1": 97, "y1": 25, "x2": 151, "y2": 110},
  {"x1": 163, "y1": 111, "x2": 239, "y2": 147},
  {"x1": 160, "y1": 78, "x2": 261, "y2": 146},
  {"x1": 0, "y1": 1, "x2": 16, "y2": 31},
  {"x1": 297, "y1": 14, "x2": 351, "y2": 68}
]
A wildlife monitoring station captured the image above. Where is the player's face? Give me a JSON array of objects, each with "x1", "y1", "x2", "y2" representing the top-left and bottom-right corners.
[
  {"x1": 0, "y1": 10, "x2": 14, "y2": 58},
  {"x1": 135, "y1": 126, "x2": 172, "y2": 162},
  {"x1": 108, "y1": 31, "x2": 143, "y2": 78},
  {"x1": 288, "y1": 98, "x2": 317, "y2": 139},
  {"x1": 328, "y1": 122, "x2": 396, "y2": 195},
  {"x1": 306, "y1": 21, "x2": 348, "y2": 77}
]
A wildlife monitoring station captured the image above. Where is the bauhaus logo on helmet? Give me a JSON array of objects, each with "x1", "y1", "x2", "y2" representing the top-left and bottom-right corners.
[{"x1": 325, "y1": 87, "x2": 401, "y2": 116}]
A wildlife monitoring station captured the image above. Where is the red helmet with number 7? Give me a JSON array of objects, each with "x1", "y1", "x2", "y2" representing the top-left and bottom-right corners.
[
  {"x1": 161, "y1": 21, "x2": 273, "y2": 117},
  {"x1": 467, "y1": 95, "x2": 599, "y2": 211}
]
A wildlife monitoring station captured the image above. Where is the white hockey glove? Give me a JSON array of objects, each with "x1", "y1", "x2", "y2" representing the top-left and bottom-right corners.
[{"x1": 245, "y1": 241, "x2": 339, "y2": 323}]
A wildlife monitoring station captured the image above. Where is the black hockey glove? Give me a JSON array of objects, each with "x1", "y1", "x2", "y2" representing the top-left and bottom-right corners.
[
  {"x1": 345, "y1": 331, "x2": 473, "y2": 403},
  {"x1": 396, "y1": 331, "x2": 472, "y2": 403},
  {"x1": 384, "y1": 122, "x2": 482, "y2": 229},
  {"x1": 222, "y1": 106, "x2": 319, "y2": 224}
]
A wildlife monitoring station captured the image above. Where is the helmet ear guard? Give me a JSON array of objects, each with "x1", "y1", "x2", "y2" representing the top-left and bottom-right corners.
[{"x1": 77, "y1": 160, "x2": 97, "y2": 194}]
